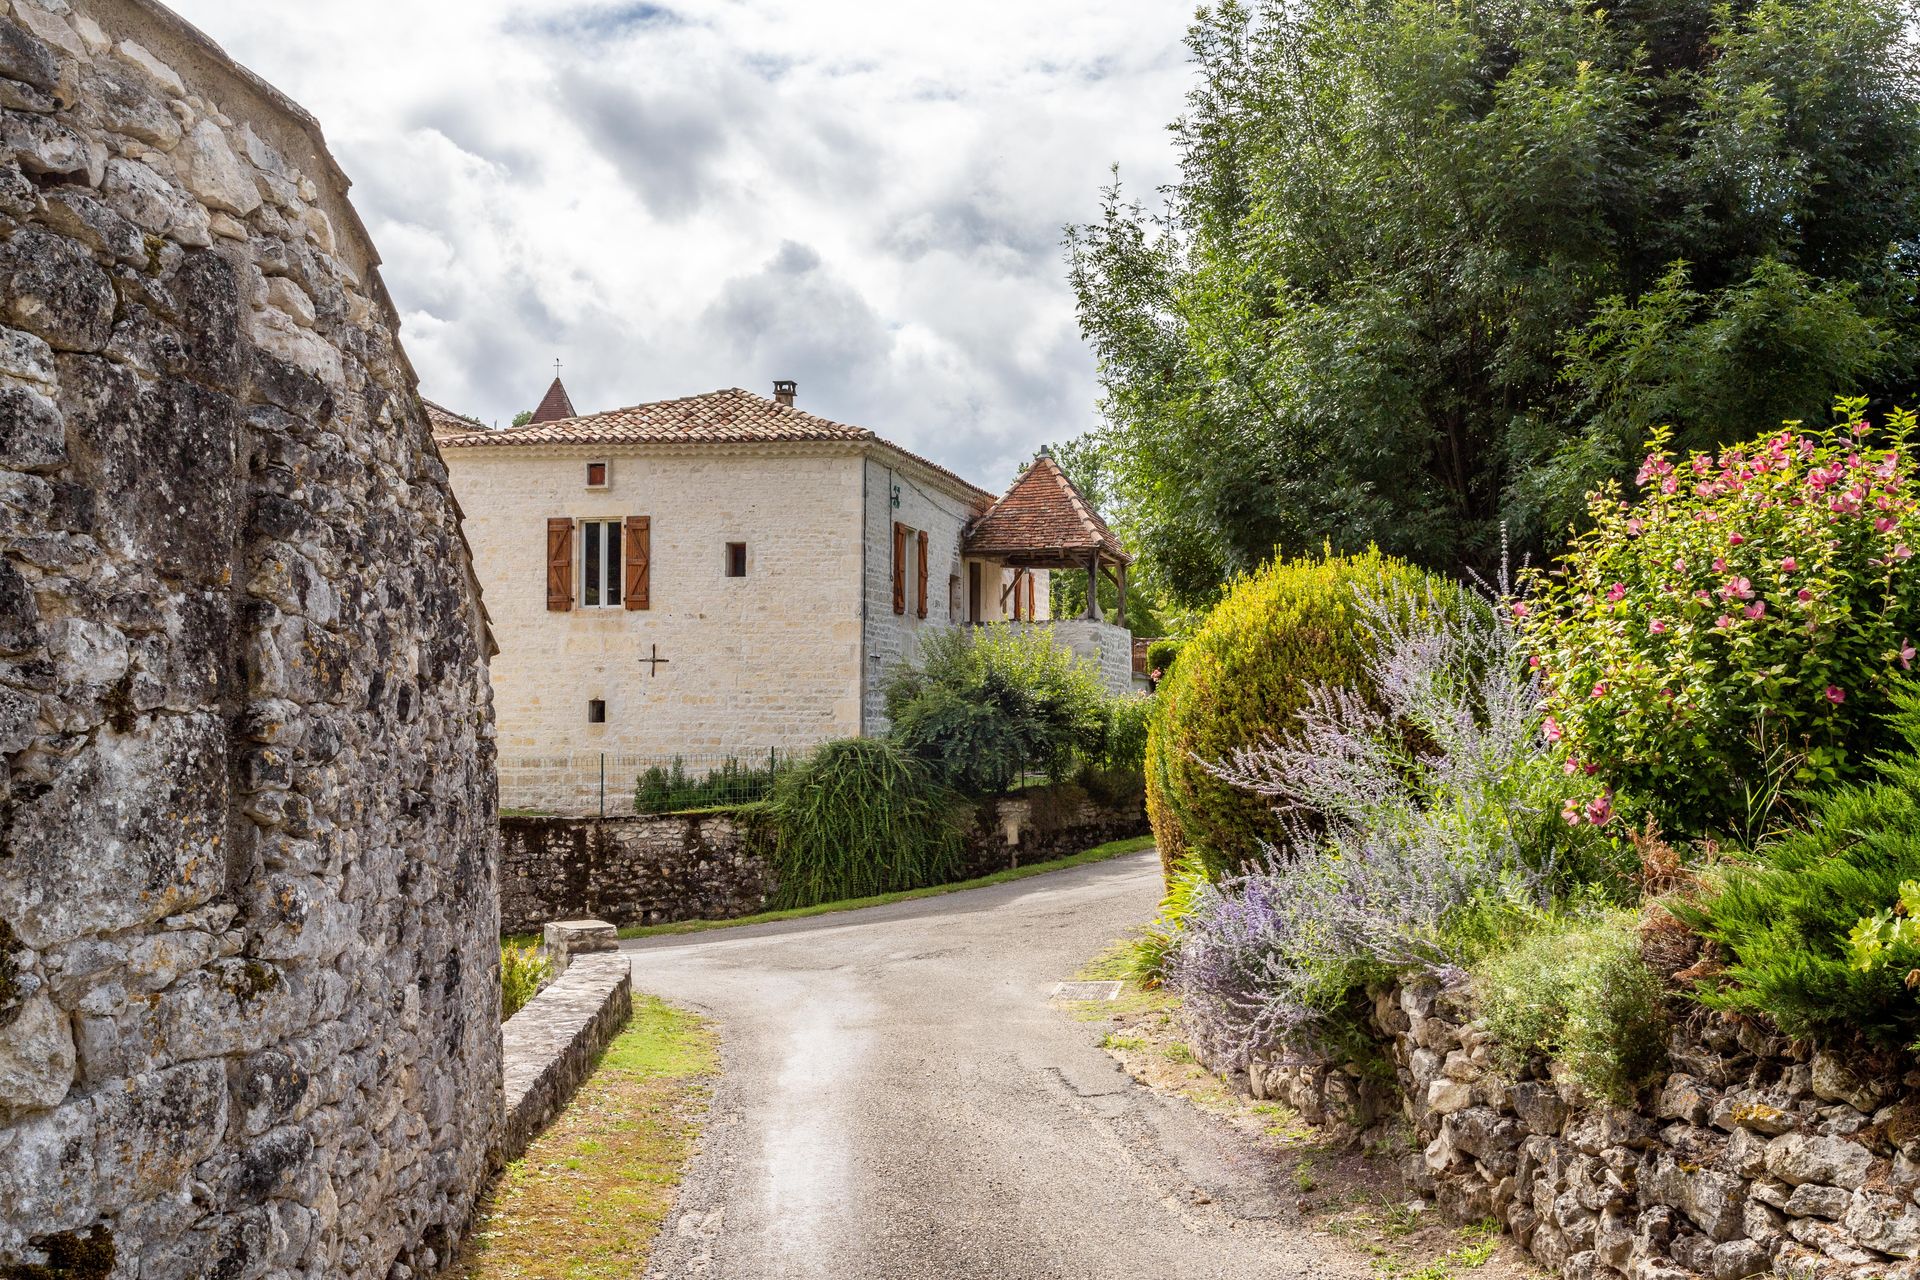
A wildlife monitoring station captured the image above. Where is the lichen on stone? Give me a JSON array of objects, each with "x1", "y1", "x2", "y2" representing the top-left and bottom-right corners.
[{"x1": 0, "y1": 1226, "x2": 116, "y2": 1279}]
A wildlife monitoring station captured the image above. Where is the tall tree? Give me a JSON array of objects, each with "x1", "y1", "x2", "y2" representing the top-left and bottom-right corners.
[{"x1": 1068, "y1": 0, "x2": 1920, "y2": 605}]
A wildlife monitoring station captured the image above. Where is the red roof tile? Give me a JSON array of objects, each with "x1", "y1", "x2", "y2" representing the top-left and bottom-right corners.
[
  {"x1": 528, "y1": 377, "x2": 576, "y2": 425},
  {"x1": 423, "y1": 399, "x2": 484, "y2": 439},
  {"x1": 964, "y1": 451, "x2": 1129, "y2": 564}
]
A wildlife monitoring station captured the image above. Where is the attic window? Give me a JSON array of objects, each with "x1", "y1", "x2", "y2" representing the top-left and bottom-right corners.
[
  {"x1": 587, "y1": 698, "x2": 607, "y2": 724},
  {"x1": 586, "y1": 461, "x2": 608, "y2": 489},
  {"x1": 726, "y1": 542, "x2": 748, "y2": 577}
]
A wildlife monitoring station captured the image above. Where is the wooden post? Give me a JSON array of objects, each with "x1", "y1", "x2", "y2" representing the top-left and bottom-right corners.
[
  {"x1": 1117, "y1": 560, "x2": 1128, "y2": 629},
  {"x1": 1085, "y1": 551, "x2": 1103, "y2": 622}
]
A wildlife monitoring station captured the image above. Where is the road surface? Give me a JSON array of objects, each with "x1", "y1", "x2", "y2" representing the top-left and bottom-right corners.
[{"x1": 632, "y1": 849, "x2": 1372, "y2": 1280}]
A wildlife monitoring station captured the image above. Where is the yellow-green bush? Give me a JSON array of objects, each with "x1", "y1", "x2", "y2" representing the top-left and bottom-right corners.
[{"x1": 1145, "y1": 547, "x2": 1452, "y2": 882}]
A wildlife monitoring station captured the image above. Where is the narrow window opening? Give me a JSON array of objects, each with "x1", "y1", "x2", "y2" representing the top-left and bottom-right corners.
[
  {"x1": 578, "y1": 519, "x2": 623, "y2": 608},
  {"x1": 726, "y1": 542, "x2": 748, "y2": 577},
  {"x1": 587, "y1": 698, "x2": 607, "y2": 724},
  {"x1": 586, "y1": 461, "x2": 608, "y2": 488}
]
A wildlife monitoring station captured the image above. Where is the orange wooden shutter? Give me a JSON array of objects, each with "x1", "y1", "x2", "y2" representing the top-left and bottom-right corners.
[
  {"x1": 915, "y1": 530, "x2": 929, "y2": 619},
  {"x1": 546, "y1": 518, "x2": 573, "y2": 611},
  {"x1": 624, "y1": 516, "x2": 651, "y2": 611},
  {"x1": 892, "y1": 522, "x2": 907, "y2": 615}
]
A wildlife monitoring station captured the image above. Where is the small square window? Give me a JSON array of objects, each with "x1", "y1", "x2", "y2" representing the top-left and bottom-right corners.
[
  {"x1": 726, "y1": 542, "x2": 747, "y2": 577},
  {"x1": 587, "y1": 698, "x2": 606, "y2": 724},
  {"x1": 585, "y1": 461, "x2": 608, "y2": 488}
]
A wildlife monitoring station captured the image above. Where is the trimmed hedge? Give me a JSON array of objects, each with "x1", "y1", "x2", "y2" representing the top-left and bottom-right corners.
[{"x1": 1145, "y1": 547, "x2": 1451, "y2": 882}]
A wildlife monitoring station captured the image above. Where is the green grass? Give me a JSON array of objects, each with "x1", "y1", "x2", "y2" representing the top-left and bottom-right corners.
[
  {"x1": 458, "y1": 996, "x2": 718, "y2": 1278},
  {"x1": 614, "y1": 835, "x2": 1155, "y2": 940}
]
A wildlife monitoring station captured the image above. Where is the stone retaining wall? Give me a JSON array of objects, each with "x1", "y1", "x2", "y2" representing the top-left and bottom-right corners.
[
  {"x1": 1248, "y1": 979, "x2": 1920, "y2": 1280},
  {"x1": 499, "y1": 791, "x2": 1146, "y2": 933},
  {"x1": 500, "y1": 953, "x2": 633, "y2": 1163},
  {"x1": 0, "y1": 3, "x2": 501, "y2": 1276}
]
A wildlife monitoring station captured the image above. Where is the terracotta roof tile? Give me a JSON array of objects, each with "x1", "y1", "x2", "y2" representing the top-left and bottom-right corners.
[
  {"x1": 528, "y1": 376, "x2": 576, "y2": 424},
  {"x1": 439, "y1": 387, "x2": 992, "y2": 503},
  {"x1": 964, "y1": 452, "x2": 1129, "y2": 564},
  {"x1": 423, "y1": 399, "x2": 484, "y2": 439}
]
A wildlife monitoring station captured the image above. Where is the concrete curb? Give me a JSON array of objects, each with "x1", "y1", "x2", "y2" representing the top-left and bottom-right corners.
[{"x1": 499, "y1": 952, "x2": 634, "y2": 1162}]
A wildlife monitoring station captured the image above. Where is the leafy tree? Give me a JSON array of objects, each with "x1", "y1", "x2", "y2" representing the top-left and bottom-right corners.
[
  {"x1": 1045, "y1": 436, "x2": 1171, "y2": 635},
  {"x1": 1067, "y1": 0, "x2": 1920, "y2": 606},
  {"x1": 512, "y1": 410, "x2": 534, "y2": 428}
]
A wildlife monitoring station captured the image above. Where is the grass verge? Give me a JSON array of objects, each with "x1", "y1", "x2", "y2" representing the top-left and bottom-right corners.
[
  {"x1": 457, "y1": 996, "x2": 718, "y2": 1279},
  {"x1": 613, "y1": 833, "x2": 1155, "y2": 940}
]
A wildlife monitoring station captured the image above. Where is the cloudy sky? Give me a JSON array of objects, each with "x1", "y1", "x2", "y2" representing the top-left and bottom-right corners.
[{"x1": 163, "y1": 0, "x2": 1194, "y2": 489}]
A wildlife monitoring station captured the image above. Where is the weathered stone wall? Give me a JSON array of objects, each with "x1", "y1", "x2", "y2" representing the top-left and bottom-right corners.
[
  {"x1": 1246, "y1": 979, "x2": 1920, "y2": 1280},
  {"x1": 0, "y1": 2, "x2": 500, "y2": 1276},
  {"x1": 500, "y1": 953, "x2": 632, "y2": 1163},
  {"x1": 499, "y1": 792, "x2": 1146, "y2": 932},
  {"x1": 1009, "y1": 620, "x2": 1135, "y2": 697}
]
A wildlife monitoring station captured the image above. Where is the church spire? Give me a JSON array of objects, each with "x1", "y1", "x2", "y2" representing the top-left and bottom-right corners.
[{"x1": 527, "y1": 371, "x2": 576, "y2": 425}]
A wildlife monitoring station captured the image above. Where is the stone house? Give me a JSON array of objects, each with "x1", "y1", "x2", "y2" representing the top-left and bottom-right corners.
[{"x1": 438, "y1": 380, "x2": 1134, "y2": 813}]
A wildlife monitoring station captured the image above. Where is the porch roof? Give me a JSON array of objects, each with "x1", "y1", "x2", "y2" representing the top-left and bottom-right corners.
[{"x1": 964, "y1": 451, "x2": 1131, "y2": 569}]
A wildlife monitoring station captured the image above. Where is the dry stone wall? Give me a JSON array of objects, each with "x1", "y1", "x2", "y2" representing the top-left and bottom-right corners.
[
  {"x1": 0, "y1": 2, "x2": 500, "y2": 1276},
  {"x1": 1249, "y1": 980, "x2": 1920, "y2": 1280}
]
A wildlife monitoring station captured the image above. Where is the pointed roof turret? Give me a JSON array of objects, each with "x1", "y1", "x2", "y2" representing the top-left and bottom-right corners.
[
  {"x1": 964, "y1": 451, "x2": 1130, "y2": 567},
  {"x1": 528, "y1": 376, "x2": 576, "y2": 425}
]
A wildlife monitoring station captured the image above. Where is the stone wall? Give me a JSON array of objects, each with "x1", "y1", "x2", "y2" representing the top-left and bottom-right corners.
[
  {"x1": 0, "y1": 3, "x2": 501, "y2": 1276},
  {"x1": 1248, "y1": 979, "x2": 1920, "y2": 1280},
  {"x1": 499, "y1": 791, "x2": 1146, "y2": 933},
  {"x1": 500, "y1": 953, "x2": 631, "y2": 1164},
  {"x1": 1010, "y1": 619, "x2": 1135, "y2": 697}
]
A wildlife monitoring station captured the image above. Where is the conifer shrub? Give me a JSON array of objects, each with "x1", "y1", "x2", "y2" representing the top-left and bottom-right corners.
[
  {"x1": 1145, "y1": 548, "x2": 1460, "y2": 881},
  {"x1": 500, "y1": 941, "x2": 553, "y2": 1022},
  {"x1": 1522, "y1": 404, "x2": 1920, "y2": 835},
  {"x1": 1674, "y1": 692, "x2": 1920, "y2": 1048},
  {"x1": 1474, "y1": 915, "x2": 1669, "y2": 1104},
  {"x1": 764, "y1": 737, "x2": 969, "y2": 909}
]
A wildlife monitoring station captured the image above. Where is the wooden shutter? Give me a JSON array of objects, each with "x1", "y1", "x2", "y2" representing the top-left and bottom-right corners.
[
  {"x1": 892, "y1": 522, "x2": 907, "y2": 615},
  {"x1": 546, "y1": 518, "x2": 574, "y2": 611},
  {"x1": 624, "y1": 516, "x2": 651, "y2": 611},
  {"x1": 915, "y1": 530, "x2": 929, "y2": 619}
]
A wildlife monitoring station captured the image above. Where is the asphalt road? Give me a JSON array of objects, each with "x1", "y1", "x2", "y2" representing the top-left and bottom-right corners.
[{"x1": 631, "y1": 850, "x2": 1373, "y2": 1280}]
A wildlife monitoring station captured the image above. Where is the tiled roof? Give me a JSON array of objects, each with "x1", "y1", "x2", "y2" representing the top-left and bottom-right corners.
[
  {"x1": 438, "y1": 387, "x2": 993, "y2": 503},
  {"x1": 964, "y1": 452, "x2": 1130, "y2": 564},
  {"x1": 423, "y1": 399, "x2": 485, "y2": 439},
  {"x1": 528, "y1": 377, "x2": 576, "y2": 425}
]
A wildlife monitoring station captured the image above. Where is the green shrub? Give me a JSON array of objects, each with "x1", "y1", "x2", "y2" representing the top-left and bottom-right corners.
[
  {"x1": 1127, "y1": 850, "x2": 1211, "y2": 985},
  {"x1": 1146, "y1": 547, "x2": 1460, "y2": 882},
  {"x1": 501, "y1": 941, "x2": 553, "y2": 1022},
  {"x1": 1521, "y1": 404, "x2": 1920, "y2": 835},
  {"x1": 1146, "y1": 638, "x2": 1182, "y2": 681},
  {"x1": 765, "y1": 737, "x2": 969, "y2": 909},
  {"x1": 634, "y1": 754, "x2": 785, "y2": 813},
  {"x1": 885, "y1": 625, "x2": 1108, "y2": 794},
  {"x1": 1474, "y1": 914, "x2": 1669, "y2": 1104},
  {"x1": 1674, "y1": 692, "x2": 1920, "y2": 1047}
]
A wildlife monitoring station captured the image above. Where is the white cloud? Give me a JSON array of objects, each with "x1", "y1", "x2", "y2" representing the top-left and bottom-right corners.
[{"x1": 164, "y1": 0, "x2": 1190, "y2": 488}]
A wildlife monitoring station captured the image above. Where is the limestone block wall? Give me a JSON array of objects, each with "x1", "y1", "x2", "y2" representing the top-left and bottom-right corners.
[
  {"x1": 1245, "y1": 979, "x2": 1920, "y2": 1280},
  {"x1": 444, "y1": 446, "x2": 867, "y2": 814},
  {"x1": 0, "y1": 2, "x2": 500, "y2": 1275},
  {"x1": 1011, "y1": 619, "x2": 1135, "y2": 697}
]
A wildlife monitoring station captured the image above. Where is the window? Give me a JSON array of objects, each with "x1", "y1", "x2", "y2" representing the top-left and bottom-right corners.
[
  {"x1": 586, "y1": 461, "x2": 608, "y2": 488},
  {"x1": 579, "y1": 519, "x2": 623, "y2": 608},
  {"x1": 587, "y1": 698, "x2": 607, "y2": 724},
  {"x1": 726, "y1": 542, "x2": 748, "y2": 577}
]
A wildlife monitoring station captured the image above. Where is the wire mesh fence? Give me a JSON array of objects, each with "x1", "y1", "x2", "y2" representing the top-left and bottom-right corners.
[{"x1": 497, "y1": 748, "x2": 817, "y2": 817}]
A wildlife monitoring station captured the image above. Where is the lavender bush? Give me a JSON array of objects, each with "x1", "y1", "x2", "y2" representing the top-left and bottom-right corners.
[{"x1": 1170, "y1": 577, "x2": 1617, "y2": 1067}]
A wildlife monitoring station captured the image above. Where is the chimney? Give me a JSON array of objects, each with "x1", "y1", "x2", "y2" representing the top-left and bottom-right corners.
[{"x1": 772, "y1": 379, "x2": 797, "y2": 407}]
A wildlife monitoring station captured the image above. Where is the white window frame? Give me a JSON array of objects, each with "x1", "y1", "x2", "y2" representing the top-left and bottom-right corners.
[{"x1": 579, "y1": 518, "x2": 623, "y2": 609}]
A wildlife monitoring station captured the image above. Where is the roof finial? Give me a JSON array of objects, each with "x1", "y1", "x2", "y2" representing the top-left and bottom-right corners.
[
  {"x1": 1036, "y1": 444, "x2": 1052, "y2": 459},
  {"x1": 554, "y1": 356, "x2": 562, "y2": 376}
]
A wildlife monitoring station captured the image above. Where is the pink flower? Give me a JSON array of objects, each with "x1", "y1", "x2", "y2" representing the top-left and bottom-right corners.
[
  {"x1": 1722, "y1": 576, "x2": 1753, "y2": 600},
  {"x1": 1562, "y1": 802, "x2": 1582, "y2": 827},
  {"x1": 1713, "y1": 557, "x2": 1728, "y2": 573},
  {"x1": 1729, "y1": 533, "x2": 1745, "y2": 546},
  {"x1": 1673, "y1": 557, "x2": 1687, "y2": 573},
  {"x1": 1826, "y1": 685, "x2": 1846, "y2": 705},
  {"x1": 1590, "y1": 682, "x2": 1608, "y2": 700},
  {"x1": 1744, "y1": 601, "x2": 1766, "y2": 621},
  {"x1": 1798, "y1": 588, "x2": 1814, "y2": 603},
  {"x1": 1661, "y1": 476, "x2": 1679, "y2": 495},
  {"x1": 1528, "y1": 655, "x2": 1541, "y2": 670},
  {"x1": 1585, "y1": 792, "x2": 1614, "y2": 826},
  {"x1": 1781, "y1": 557, "x2": 1798, "y2": 573},
  {"x1": 1562, "y1": 757, "x2": 1580, "y2": 776},
  {"x1": 1626, "y1": 518, "x2": 1644, "y2": 536},
  {"x1": 1716, "y1": 614, "x2": 1735, "y2": 629},
  {"x1": 1510, "y1": 601, "x2": 1530, "y2": 619},
  {"x1": 1877, "y1": 517, "x2": 1896, "y2": 534},
  {"x1": 1606, "y1": 582, "x2": 1626, "y2": 603},
  {"x1": 1898, "y1": 543, "x2": 1914, "y2": 560},
  {"x1": 1902, "y1": 641, "x2": 1916, "y2": 671},
  {"x1": 1543, "y1": 716, "x2": 1563, "y2": 744},
  {"x1": 1650, "y1": 619, "x2": 1668, "y2": 635}
]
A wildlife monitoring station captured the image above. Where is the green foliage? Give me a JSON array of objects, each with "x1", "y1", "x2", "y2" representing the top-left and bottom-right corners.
[
  {"x1": 1676, "y1": 695, "x2": 1920, "y2": 1046},
  {"x1": 1847, "y1": 880, "x2": 1920, "y2": 977},
  {"x1": 511, "y1": 409, "x2": 533, "y2": 428},
  {"x1": 1521, "y1": 406, "x2": 1920, "y2": 834},
  {"x1": 885, "y1": 625, "x2": 1109, "y2": 794},
  {"x1": 764, "y1": 737, "x2": 969, "y2": 910},
  {"x1": 500, "y1": 941, "x2": 553, "y2": 1022},
  {"x1": 1146, "y1": 638, "x2": 1182, "y2": 681},
  {"x1": 1474, "y1": 914, "x2": 1670, "y2": 1104},
  {"x1": 1066, "y1": 0, "x2": 1920, "y2": 603},
  {"x1": 1145, "y1": 547, "x2": 1457, "y2": 880},
  {"x1": 1127, "y1": 850, "x2": 1212, "y2": 985},
  {"x1": 634, "y1": 755, "x2": 784, "y2": 814}
]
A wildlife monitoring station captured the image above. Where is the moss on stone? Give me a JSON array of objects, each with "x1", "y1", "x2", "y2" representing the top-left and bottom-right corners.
[
  {"x1": 221, "y1": 959, "x2": 280, "y2": 1002},
  {"x1": 0, "y1": 917, "x2": 20, "y2": 1030},
  {"x1": 0, "y1": 1226, "x2": 117, "y2": 1279}
]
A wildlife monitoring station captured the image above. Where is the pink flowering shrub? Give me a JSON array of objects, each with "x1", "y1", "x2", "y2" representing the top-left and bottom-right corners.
[{"x1": 1522, "y1": 400, "x2": 1920, "y2": 833}]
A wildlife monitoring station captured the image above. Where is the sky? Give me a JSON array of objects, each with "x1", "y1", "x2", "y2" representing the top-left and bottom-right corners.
[{"x1": 162, "y1": 0, "x2": 1195, "y2": 490}]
